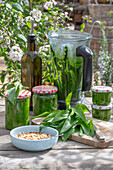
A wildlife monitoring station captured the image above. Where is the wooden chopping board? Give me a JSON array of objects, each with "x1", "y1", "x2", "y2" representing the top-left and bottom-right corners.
[{"x1": 31, "y1": 117, "x2": 113, "y2": 148}]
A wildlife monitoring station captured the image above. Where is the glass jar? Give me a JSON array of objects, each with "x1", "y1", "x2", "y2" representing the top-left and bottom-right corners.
[
  {"x1": 91, "y1": 103, "x2": 112, "y2": 121},
  {"x1": 48, "y1": 29, "x2": 93, "y2": 109},
  {"x1": 32, "y1": 85, "x2": 58, "y2": 115},
  {"x1": 4, "y1": 89, "x2": 31, "y2": 130},
  {"x1": 92, "y1": 86, "x2": 112, "y2": 106}
]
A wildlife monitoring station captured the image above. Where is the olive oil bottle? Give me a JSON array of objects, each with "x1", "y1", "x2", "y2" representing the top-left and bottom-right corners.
[{"x1": 21, "y1": 34, "x2": 42, "y2": 108}]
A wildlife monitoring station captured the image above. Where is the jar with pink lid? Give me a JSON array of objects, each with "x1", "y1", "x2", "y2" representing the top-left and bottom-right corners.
[
  {"x1": 92, "y1": 86, "x2": 112, "y2": 106},
  {"x1": 91, "y1": 104, "x2": 112, "y2": 121},
  {"x1": 4, "y1": 89, "x2": 31, "y2": 130},
  {"x1": 32, "y1": 85, "x2": 58, "y2": 115}
]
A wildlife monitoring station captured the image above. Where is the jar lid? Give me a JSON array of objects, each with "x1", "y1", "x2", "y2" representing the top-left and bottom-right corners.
[
  {"x1": 32, "y1": 85, "x2": 58, "y2": 94},
  {"x1": 4, "y1": 89, "x2": 31, "y2": 99},
  {"x1": 92, "y1": 86, "x2": 112, "y2": 93},
  {"x1": 91, "y1": 103, "x2": 112, "y2": 110}
]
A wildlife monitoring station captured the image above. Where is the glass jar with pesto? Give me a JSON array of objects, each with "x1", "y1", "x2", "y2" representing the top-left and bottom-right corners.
[
  {"x1": 32, "y1": 85, "x2": 58, "y2": 115},
  {"x1": 4, "y1": 89, "x2": 31, "y2": 130},
  {"x1": 91, "y1": 103, "x2": 112, "y2": 121},
  {"x1": 92, "y1": 86, "x2": 112, "y2": 106}
]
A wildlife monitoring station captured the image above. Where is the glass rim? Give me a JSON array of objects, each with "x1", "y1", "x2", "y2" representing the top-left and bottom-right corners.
[{"x1": 48, "y1": 29, "x2": 93, "y2": 41}]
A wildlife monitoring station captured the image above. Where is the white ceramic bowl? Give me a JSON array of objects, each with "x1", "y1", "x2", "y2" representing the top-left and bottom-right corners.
[{"x1": 10, "y1": 125, "x2": 58, "y2": 151}]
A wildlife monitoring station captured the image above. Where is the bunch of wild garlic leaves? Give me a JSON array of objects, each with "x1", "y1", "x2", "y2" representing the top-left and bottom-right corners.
[{"x1": 32, "y1": 93, "x2": 95, "y2": 142}]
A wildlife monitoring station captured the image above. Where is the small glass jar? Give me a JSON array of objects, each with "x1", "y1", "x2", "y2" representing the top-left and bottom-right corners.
[
  {"x1": 92, "y1": 86, "x2": 112, "y2": 106},
  {"x1": 32, "y1": 85, "x2": 58, "y2": 115},
  {"x1": 4, "y1": 89, "x2": 31, "y2": 130},
  {"x1": 91, "y1": 103, "x2": 112, "y2": 121}
]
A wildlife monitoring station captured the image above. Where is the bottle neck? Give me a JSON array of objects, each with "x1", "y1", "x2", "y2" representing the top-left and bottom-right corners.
[{"x1": 27, "y1": 41, "x2": 36, "y2": 51}]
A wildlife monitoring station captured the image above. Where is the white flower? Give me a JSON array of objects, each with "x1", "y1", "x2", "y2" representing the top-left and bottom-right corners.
[
  {"x1": 30, "y1": 9, "x2": 42, "y2": 22},
  {"x1": 22, "y1": 0, "x2": 29, "y2": 6},
  {"x1": 39, "y1": 45, "x2": 50, "y2": 53},
  {"x1": 9, "y1": 46, "x2": 23, "y2": 62},
  {"x1": 44, "y1": 1, "x2": 53, "y2": 10},
  {"x1": 64, "y1": 12, "x2": 68, "y2": 17},
  {"x1": 45, "y1": 17, "x2": 48, "y2": 21},
  {"x1": 52, "y1": 0, "x2": 57, "y2": 5},
  {"x1": 18, "y1": 16, "x2": 24, "y2": 22},
  {"x1": 61, "y1": 13, "x2": 65, "y2": 16},
  {"x1": 69, "y1": 7, "x2": 73, "y2": 12},
  {"x1": 25, "y1": 16, "x2": 33, "y2": 22},
  {"x1": 0, "y1": 0, "x2": 6, "y2": 4}
]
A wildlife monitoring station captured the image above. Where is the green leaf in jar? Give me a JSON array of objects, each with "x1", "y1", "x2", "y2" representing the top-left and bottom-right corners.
[
  {"x1": 7, "y1": 83, "x2": 23, "y2": 105},
  {"x1": 65, "y1": 92, "x2": 72, "y2": 109}
]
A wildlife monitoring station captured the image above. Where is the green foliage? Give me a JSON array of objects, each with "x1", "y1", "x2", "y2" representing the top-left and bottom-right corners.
[
  {"x1": 0, "y1": 0, "x2": 72, "y2": 96},
  {"x1": 32, "y1": 93, "x2": 95, "y2": 142}
]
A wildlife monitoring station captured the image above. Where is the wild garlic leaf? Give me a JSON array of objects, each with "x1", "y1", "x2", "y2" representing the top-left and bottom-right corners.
[
  {"x1": 88, "y1": 119, "x2": 95, "y2": 137},
  {"x1": 56, "y1": 120, "x2": 65, "y2": 133},
  {"x1": 7, "y1": 83, "x2": 23, "y2": 105},
  {"x1": 79, "y1": 127, "x2": 83, "y2": 137},
  {"x1": 43, "y1": 110, "x2": 58, "y2": 121},
  {"x1": 60, "y1": 116, "x2": 72, "y2": 133},
  {"x1": 72, "y1": 104, "x2": 87, "y2": 122},
  {"x1": 65, "y1": 92, "x2": 72, "y2": 109},
  {"x1": 79, "y1": 120, "x2": 90, "y2": 136},
  {"x1": 52, "y1": 110, "x2": 69, "y2": 123},
  {"x1": 62, "y1": 127, "x2": 73, "y2": 142},
  {"x1": 31, "y1": 112, "x2": 50, "y2": 120},
  {"x1": 7, "y1": 87, "x2": 17, "y2": 105}
]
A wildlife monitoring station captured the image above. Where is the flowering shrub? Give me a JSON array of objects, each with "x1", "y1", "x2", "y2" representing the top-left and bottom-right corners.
[
  {"x1": 93, "y1": 28, "x2": 113, "y2": 86},
  {"x1": 0, "y1": 0, "x2": 72, "y2": 96},
  {"x1": 97, "y1": 29, "x2": 113, "y2": 86}
]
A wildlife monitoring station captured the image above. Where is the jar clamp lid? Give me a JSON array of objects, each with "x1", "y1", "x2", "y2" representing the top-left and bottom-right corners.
[
  {"x1": 32, "y1": 85, "x2": 58, "y2": 94},
  {"x1": 92, "y1": 86, "x2": 112, "y2": 93},
  {"x1": 4, "y1": 89, "x2": 31, "y2": 99},
  {"x1": 91, "y1": 103, "x2": 112, "y2": 110}
]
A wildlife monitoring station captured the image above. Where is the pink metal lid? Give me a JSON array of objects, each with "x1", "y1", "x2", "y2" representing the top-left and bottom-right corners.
[
  {"x1": 92, "y1": 86, "x2": 112, "y2": 93},
  {"x1": 32, "y1": 85, "x2": 58, "y2": 94},
  {"x1": 4, "y1": 89, "x2": 31, "y2": 99}
]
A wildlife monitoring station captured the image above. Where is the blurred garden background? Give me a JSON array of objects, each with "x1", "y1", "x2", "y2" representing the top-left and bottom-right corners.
[{"x1": 0, "y1": 0, "x2": 113, "y2": 97}]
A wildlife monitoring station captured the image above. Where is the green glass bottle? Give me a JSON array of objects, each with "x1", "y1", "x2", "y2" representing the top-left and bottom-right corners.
[{"x1": 21, "y1": 34, "x2": 42, "y2": 108}]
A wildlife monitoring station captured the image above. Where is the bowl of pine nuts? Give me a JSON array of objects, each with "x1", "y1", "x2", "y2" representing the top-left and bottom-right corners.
[{"x1": 10, "y1": 125, "x2": 58, "y2": 151}]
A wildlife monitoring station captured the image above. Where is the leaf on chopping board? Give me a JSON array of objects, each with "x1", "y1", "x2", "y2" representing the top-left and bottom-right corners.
[
  {"x1": 56, "y1": 120, "x2": 65, "y2": 133},
  {"x1": 62, "y1": 127, "x2": 73, "y2": 142},
  {"x1": 43, "y1": 110, "x2": 58, "y2": 121},
  {"x1": 31, "y1": 112, "x2": 50, "y2": 120},
  {"x1": 88, "y1": 119, "x2": 95, "y2": 137},
  {"x1": 60, "y1": 116, "x2": 73, "y2": 133},
  {"x1": 72, "y1": 104, "x2": 87, "y2": 122},
  {"x1": 52, "y1": 110, "x2": 69, "y2": 123},
  {"x1": 79, "y1": 127, "x2": 83, "y2": 137},
  {"x1": 78, "y1": 119, "x2": 90, "y2": 136}
]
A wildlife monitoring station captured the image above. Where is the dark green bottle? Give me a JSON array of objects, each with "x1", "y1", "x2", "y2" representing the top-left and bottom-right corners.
[{"x1": 21, "y1": 34, "x2": 42, "y2": 108}]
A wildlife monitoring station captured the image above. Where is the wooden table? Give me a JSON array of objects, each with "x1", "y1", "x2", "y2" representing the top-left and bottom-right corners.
[{"x1": 0, "y1": 97, "x2": 113, "y2": 170}]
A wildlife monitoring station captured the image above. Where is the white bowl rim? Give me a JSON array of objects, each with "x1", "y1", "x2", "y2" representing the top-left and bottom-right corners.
[{"x1": 10, "y1": 125, "x2": 59, "y2": 142}]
